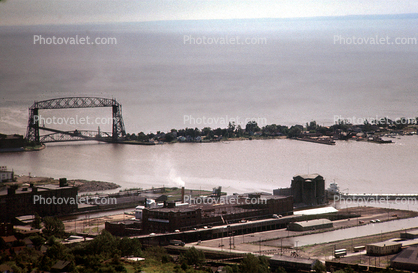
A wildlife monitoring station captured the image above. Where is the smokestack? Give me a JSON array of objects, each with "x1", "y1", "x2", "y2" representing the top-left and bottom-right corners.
[{"x1": 181, "y1": 187, "x2": 185, "y2": 203}]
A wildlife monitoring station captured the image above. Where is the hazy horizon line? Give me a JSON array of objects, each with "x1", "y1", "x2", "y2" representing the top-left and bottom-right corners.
[{"x1": 1, "y1": 12, "x2": 418, "y2": 28}]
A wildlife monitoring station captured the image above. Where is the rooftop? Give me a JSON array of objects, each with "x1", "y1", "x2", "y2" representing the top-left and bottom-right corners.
[
  {"x1": 37, "y1": 184, "x2": 76, "y2": 190},
  {"x1": 293, "y1": 173, "x2": 323, "y2": 180},
  {"x1": 146, "y1": 207, "x2": 199, "y2": 213},
  {"x1": 270, "y1": 254, "x2": 318, "y2": 265},
  {"x1": 294, "y1": 206, "x2": 338, "y2": 215},
  {"x1": 144, "y1": 194, "x2": 292, "y2": 218},
  {"x1": 391, "y1": 245, "x2": 418, "y2": 265},
  {"x1": 0, "y1": 184, "x2": 76, "y2": 196},
  {"x1": 293, "y1": 219, "x2": 332, "y2": 228},
  {"x1": 1, "y1": 235, "x2": 17, "y2": 243},
  {"x1": 51, "y1": 260, "x2": 71, "y2": 270},
  {"x1": 367, "y1": 240, "x2": 402, "y2": 247},
  {"x1": 403, "y1": 230, "x2": 418, "y2": 236},
  {"x1": 16, "y1": 215, "x2": 35, "y2": 224}
]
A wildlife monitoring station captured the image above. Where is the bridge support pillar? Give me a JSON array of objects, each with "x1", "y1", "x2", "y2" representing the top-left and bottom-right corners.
[
  {"x1": 112, "y1": 102, "x2": 125, "y2": 142},
  {"x1": 112, "y1": 105, "x2": 118, "y2": 142},
  {"x1": 26, "y1": 108, "x2": 40, "y2": 143}
]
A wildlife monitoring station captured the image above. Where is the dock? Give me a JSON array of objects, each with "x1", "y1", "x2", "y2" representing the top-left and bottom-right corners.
[{"x1": 335, "y1": 193, "x2": 418, "y2": 201}]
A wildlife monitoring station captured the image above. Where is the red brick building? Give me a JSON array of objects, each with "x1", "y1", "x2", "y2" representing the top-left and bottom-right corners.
[
  {"x1": 141, "y1": 195, "x2": 293, "y2": 233},
  {"x1": 0, "y1": 183, "x2": 78, "y2": 222}
]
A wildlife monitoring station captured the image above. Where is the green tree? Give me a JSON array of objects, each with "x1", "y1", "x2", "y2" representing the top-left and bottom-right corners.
[
  {"x1": 44, "y1": 241, "x2": 73, "y2": 261},
  {"x1": 213, "y1": 127, "x2": 223, "y2": 137},
  {"x1": 225, "y1": 264, "x2": 240, "y2": 273},
  {"x1": 239, "y1": 254, "x2": 269, "y2": 273},
  {"x1": 180, "y1": 246, "x2": 205, "y2": 268},
  {"x1": 245, "y1": 121, "x2": 260, "y2": 133},
  {"x1": 306, "y1": 121, "x2": 318, "y2": 131},
  {"x1": 164, "y1": 133, "x2": 176, "y2": 142},
  {"x1": 228, "y1": 122, "x2": 236, "y2": 137},
  {"x1": 42, "y1": 216, "x2": 65, "y2": 238},
  {"x1": 118, "y1": 237, "x2": 142, "y2": 257},
  {"x1": 287, "y1": 126, "x2": 302, "y2": 138},
  {"x1": 144, "y1": 245, "x2": 168, "y2": 261},
  {"x1": 363, "y1": 120, "x2": 373, "y2": 132},
  {"x1": 31, "y1": 212, "x2": 42, "y2": 229},
  {"x1": 137, "y1": 132, "x2": 149, "y2": 142},
  {"x1": 202, "y1": 127, "x2": 212, "y2": 137},
  {"x1": 235, "y1": 125, "x2": 244, "y2": 137},
  {"x1": 29, "y1": 234, "x2": 45, "y2": 249},
  {"x1": 185, "y1": 128, "x2": 196, "y2": 138},
  {"x1": 313, "y1": 260, "x2": 326, "y2": 273},
  {"x1": 86, "y1": 230, "x2": 120, "y2": 258},
  {"x1": 274, "y1": 266, "x2": 287, "y2": 273},
  {"x1": 13, "y1": 248, "x2": 41, "y2": 272}
]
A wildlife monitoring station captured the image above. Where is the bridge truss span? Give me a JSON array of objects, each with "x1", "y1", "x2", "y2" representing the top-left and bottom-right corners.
[
  {"x1": 26, "y1": 97, "x2": 126, "y2": 143},
  {"x1": 40, "y1": 130, "x2": 112, "y2": 143},
  {"x1": 29, "y1": 97, "x2": 121, "y2": 110}
]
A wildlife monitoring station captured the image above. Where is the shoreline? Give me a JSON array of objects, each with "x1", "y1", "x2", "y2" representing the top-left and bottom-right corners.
[
  {"x1": 3, "y1": 175, "x2": 121, "y2": 192},
  {"x1": 2, "y1": 123, "x2": 415, "y2": 150},
  {"x1": 0, "y1": 134, "x2": 400, "y2": 152},
  {"x1": 0, "y1": 144, "x2": 46, "y2": 153}
]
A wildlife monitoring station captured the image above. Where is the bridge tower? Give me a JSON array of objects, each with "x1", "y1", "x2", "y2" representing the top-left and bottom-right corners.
[{"x1": 26, "y1": 97, "x2": 126, "y2": 143}]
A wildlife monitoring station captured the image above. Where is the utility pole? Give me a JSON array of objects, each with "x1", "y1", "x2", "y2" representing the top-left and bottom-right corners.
[
  {"x1": 220, "y1": 231, "x2": 223, "y2": 250},
  {"x1": 281, "y1": 237, "x2": 283, "y2": 254},
  {"x1": 259, "y1": 237, "x2": 261, "y2": 253},
  {"x1": 229, "y1": 231, "x2": 232, "y2": 252}
]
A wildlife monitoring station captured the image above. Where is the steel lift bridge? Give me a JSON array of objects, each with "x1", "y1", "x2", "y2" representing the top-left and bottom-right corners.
[{"x1": 26, "y1": 97, "x2": 126, "y2": 143}]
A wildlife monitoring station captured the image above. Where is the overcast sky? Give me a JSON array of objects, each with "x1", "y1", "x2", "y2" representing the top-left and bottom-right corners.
[{"x1": 1, "y1": 0, "x2": 418, "y2": 26}]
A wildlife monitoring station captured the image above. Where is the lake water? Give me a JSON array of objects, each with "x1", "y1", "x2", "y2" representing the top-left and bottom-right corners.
[
  {"x1": 1, "y1": 136, "x2": 417, "y2": 200},
  {"x1": 1, "y1": 17, "x2": 418, "y2": 135},
  {"x1": 1, "y1": 17, "x2": 418, "y2": 207}
]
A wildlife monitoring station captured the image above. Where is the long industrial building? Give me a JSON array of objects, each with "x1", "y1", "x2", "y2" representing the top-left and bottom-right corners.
[
  {"x1": 0, "y1": 179, "x2": 78, "y2": 222},
  {"x1": 270, "y1": 255, "x2": 321, "y2": 272},
  {"x1": 366, "y1": 241, "x2": 402, "y2": 256},
  {"x1": 141, "y1": 194, "x2": 293, "y2": 234}
]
